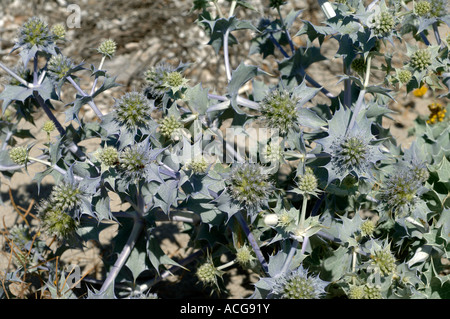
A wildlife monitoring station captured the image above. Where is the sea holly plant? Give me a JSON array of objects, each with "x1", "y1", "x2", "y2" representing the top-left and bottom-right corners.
[{"x1": 0, "y1": 0, "x2": 449, "y2": 300}]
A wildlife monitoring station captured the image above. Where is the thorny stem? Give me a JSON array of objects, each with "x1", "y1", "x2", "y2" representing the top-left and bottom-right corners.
[{"x1": 234, "y1": 211, "x2": 269, "y2": 274}]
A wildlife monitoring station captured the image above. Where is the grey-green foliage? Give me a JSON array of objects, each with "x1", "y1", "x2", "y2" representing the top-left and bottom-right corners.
[{"x1": 0, "y1": 0, "x2": 448, "y2": 299}]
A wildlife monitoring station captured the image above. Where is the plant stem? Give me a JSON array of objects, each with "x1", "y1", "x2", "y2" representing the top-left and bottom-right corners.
[
  {"x1": 100, "y1": 212, "x2": 145, "y2": 293},
  {"x1": 217, "y1": 259, "x2": 236, "y2": 271},
  {"x1": 212, "y1": 0, "x2": 225, "y2": 18},
  {"x1": 343, "y1": 60, "x2": 352, "y2": 108},
  {"x1": 277, "y1": 6, "x2": 295, "y2": 54},
  {"x1": 228, "y1": 0, "x2": 237, "y2": 17},
  {"x1": 90, "y1": 56, "x2": 106, "y2": 96},
  {"x1": 66, "y1": 76, "x2": 104, "y2": 119},
  {"x1": 432, "y1": 22, "x2": 442, "y2": 47},
  {"x1": 234, "y1": 211, "x2": 269, "y2": 274},
  {"x1": 0, "y1": 62, "x2": 30, "y2": 87},
  {"x1": 223, "y1": 29, "x2": 232, "y2": 82},
  {"x1": 346, "y1": 55, "x2": 371, "y2": 133},
  {"x1": 298, "y1": 195, "x2": 308, "y2": 229},
  {"x1": 33, "y1": 92, "x2": 86, "y2": 160}
]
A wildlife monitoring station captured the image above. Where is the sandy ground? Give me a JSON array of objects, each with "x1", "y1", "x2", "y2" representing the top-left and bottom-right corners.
[{"x1": 0, "y1": 0, "x2": 447, "y2": 298}]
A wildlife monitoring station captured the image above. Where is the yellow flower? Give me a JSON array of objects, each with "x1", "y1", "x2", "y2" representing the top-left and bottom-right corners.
[
  {"x1": 413, "y1": 85, "x2": 428, "y2": 97},
  {"x1": 426, "y1": 102, "x2": 446, "y2": 124}
]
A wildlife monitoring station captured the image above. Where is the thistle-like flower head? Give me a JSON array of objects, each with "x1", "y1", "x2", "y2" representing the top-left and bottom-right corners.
[
  {"x1": 17, "y1": 17, "x2": 53, "y2": 49},
  {"x1": 196, "y1": 260, "x2": 224, "y2": 290},
  {"x1": 98, "y1": 146, "x2": 119, "y2": 167},
  {"x1": 260, "y1": 89, "x2": 299, "y2": 134},
  {"x1": 296, "y1": 166, "x2": 320, "y2": 197},
  {"x1": 144, "y1": 62, "x2": 188, "y2": 99},
  {"x1": 429, "y1": 0, "x2": 447, "y2": 17},
  {"x1": 371, "y1": 11, "x2": 395, "y2": 35},
  {"x1": 47, "y1": 54, "x2": 74, "y2": 80},
  {"x1": 117, "y1": 139, "x2": 163, "y2": 183},
  {"x1": 38, "y1": 200, "x2": 78, "y2": 239},
  {"x1": 97, "y1": 39, "x2": 117, "y2": 58},
  {"x1": 49, "y1": 181, "x2": 82, "y2": 212},
  {"x1": 51, "y1": 24, "x2": 66, "y2": 40},
  {"x1": 348, "y1": 285, "x2": 366, "y2": 299},
  {"x1": 379, "y1": 160, "x2": 426, "y2": 217},
  {"x1": 409, "y1": 48, "x2": 431, "y2": 71},
  {"x1": 43, "y1": 120, "x2": 56, "y2": 134},
  {"x1": 235, "y1": 244, "x2": 257, "y2": 267},
  {"x1": 271, "y1": 266, "x2": 328, "y2": 299},
  {"x1": 113, "y1": 91, "x2": 154, "y2": 130},
  {"x1": 316, "y1": 107, "x2": 385, "y2": 185},
  {"x1": 363, "y1": 284, "x2": 382, "y2": 299},
  {"x1": 227, "y1": 163, "x2": 274, "y2": 212},
  {"x1": 158, "y1": 115, "x2": 184, "y2": 141},
  {"x1": 397, "y1": 69, "x2": 412, "y2": 84},
  {"x1": 414, "y1": 1, "x2": 431, "y2": 16},
  {"x1": 9, "y1": 146, "x2": 28, "y2": 165}
]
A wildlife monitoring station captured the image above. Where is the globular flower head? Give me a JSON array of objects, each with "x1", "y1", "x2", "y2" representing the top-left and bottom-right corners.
[
  {"x1": 185, "y1": 157, "x2": 209, "y2": 174},
  {"x1": 43, "y1": 120, "x2": 56, "y2": 134},
  {"x1": 397, "y1": 69, "x2": 412, "y2": 84},
  {"x1": 429, "y1": 0, "x2": 447, "y2": 17},
  {"x1": 161, "y1": 71, "x2": 189, "y2": 94},
  {"x1": 38, "y1": 200, "x2": 78, "y2": 239},
  {"x1": 316, "y1": 108, "x2": 385, "y2": 185},
  {"x1": 360, "y1": 219, "x2": 376, "y2": 237},
  {"x1": 371, "y1": 11, "x2": 395, "y2": 35},
  {"x1": 262, "y1": 143, "x2": 283, "y2": 163},
  {"x1": 410, "y1": 48, "x2": 431, "y2": 71},
  {"x1": 158, "y1": 115, "x2": 184, "y2": 141},
  {"x1": 370, "y1": 248, "x2": 396, "y2": 276},
  {"x1": 98, "y1": 146, "x2": 119, "y2": 167},
  {"x1": 272, "y1": 266, "x2": 328, "y2": 299},
  {"x1": 196, "y1": 261, "x2": 224, "y2": 289},
  {"x1": 144, "y1": 62, "x2": 176, "y2": 99},
  {"x1": 49, "y1": 181, "x2": 82, "y2": 212},
  {"x1": 415, "y1": 1, "x2": 431, "y2": 16},
  {"x1": 363, "y1": 284, "x2": 382, "y2": 299},
  {"x1": 97, "y1": 39, "x2": 117, "y2": 58},
  {"x1": 227, "y1": 163, "x2": 274, "y2": 212},
  {"x1": 260, "y1": 89, "x2": 299, "y2": 134},
  {"x1": 113, "y1": 91, "x2": 153, "y2": 130},
  {"x1": 297, "y1": 167, "x2": 319, "y2": 196},
  {"x1": 379, "y1": 165, "x2": 424, "y2": 217},
  {"x1": 47, "y1": 54, "x2": 74, "y2": 80},
  {"x1": 9, "y1": 146, "x2": 28, "y2": 165},
  {"x1": 348, "y1": 285, "x2": 365, "y2": 299},
  {"x1": 51, "y1": 23, "x2": 66, "y2": 40},
  {"x1": 235, "y1": 244, "x2": 257, "y2": 267},
  {"x1": 17, "y1": 17, "x2": 53, "y2": 49}
]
